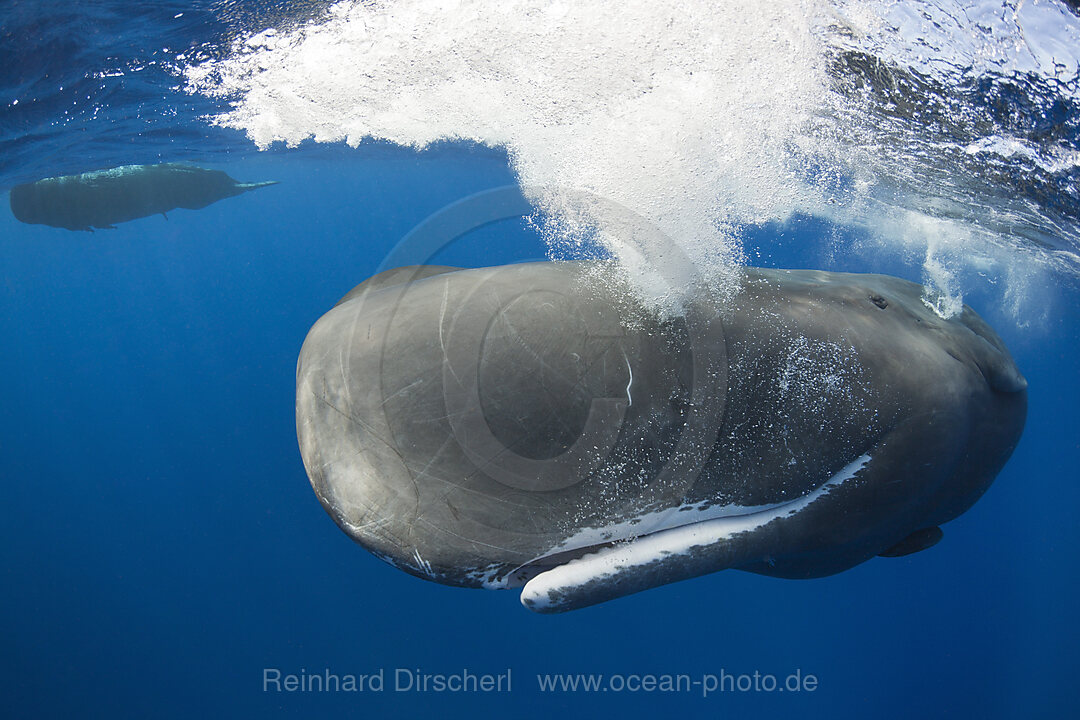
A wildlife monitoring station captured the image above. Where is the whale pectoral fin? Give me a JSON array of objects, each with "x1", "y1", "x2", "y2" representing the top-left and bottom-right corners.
[{"x1": 878, "y1": 526, "x2": 943, "y2": 557}]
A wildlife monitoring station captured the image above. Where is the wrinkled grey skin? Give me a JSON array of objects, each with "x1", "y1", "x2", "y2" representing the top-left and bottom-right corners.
[
  {"x1": 9, "y1": 163, "x2": 277, "y2": 230},
  {"x1": 296, "y1": 262, "x2": 1026, "y2": 607}
]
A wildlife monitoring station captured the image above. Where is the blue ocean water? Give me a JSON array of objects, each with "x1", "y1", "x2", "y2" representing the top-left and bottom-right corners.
[{"x1": 2, "y1": 1, "x2": 1079, "y2": 718}]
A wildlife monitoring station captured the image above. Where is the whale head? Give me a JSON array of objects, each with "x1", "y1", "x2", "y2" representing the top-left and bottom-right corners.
[{"x1": 295, "y1": 262, "x2": 1026, "y2": 612}]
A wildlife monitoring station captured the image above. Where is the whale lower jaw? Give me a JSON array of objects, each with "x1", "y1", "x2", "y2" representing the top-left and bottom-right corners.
[{"x1": 518, "y1": 454, "x2": 872, "y2": 614}]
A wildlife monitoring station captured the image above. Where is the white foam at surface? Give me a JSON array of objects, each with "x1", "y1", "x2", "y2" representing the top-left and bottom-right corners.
[
  {"x1": 831, "y1": 0, "x2": 1080, "y2": 88},
  {"x1": 965, "y1": 136, "x2": 1080, "y2": 175},
  {"x1": 185, "y1": 0, "x2": 836, "y2": 310},
  {"x1": 821, "y1": 0, "x2": 1080, "y2": 316},
  {"x1": 184, "y1": 0, "x2": 1080, "y2": 315}
]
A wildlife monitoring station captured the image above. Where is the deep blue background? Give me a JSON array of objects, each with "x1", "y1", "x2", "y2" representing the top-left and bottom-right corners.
[{"x1": 1, "y1": 141, "x2": 1077, "y2": 719}]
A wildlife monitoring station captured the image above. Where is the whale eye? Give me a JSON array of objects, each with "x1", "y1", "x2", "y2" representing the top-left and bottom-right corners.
[{"x1": 870, "y1": 294, "x2": 888, "y2": 309}]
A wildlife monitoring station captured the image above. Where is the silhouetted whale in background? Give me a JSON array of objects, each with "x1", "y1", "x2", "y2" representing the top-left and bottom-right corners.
[
  {"x1": 295, "y1": 262, "x2": 1027, "y2": 613},
  {"x1": 8, "y1": 163, "x2": 278, "y2": 231}
]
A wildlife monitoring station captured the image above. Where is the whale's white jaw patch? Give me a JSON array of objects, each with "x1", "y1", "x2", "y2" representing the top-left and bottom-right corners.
[{"x1": 519, "y1": 454, "x2": 871, "y2": 613}]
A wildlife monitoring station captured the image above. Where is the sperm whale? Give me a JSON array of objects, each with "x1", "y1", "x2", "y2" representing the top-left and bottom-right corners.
[
  {"x1": 9, "y1": 163, "x2": 278, "y2": 231},
  {"x1": 296, "y1": 261, "x2": 1027, "y2": 612}
]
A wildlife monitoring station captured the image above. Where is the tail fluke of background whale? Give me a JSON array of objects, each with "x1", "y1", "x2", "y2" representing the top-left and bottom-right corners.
[{"x1": 234, "y1": 180, "x2": 279, "y2": 191}]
